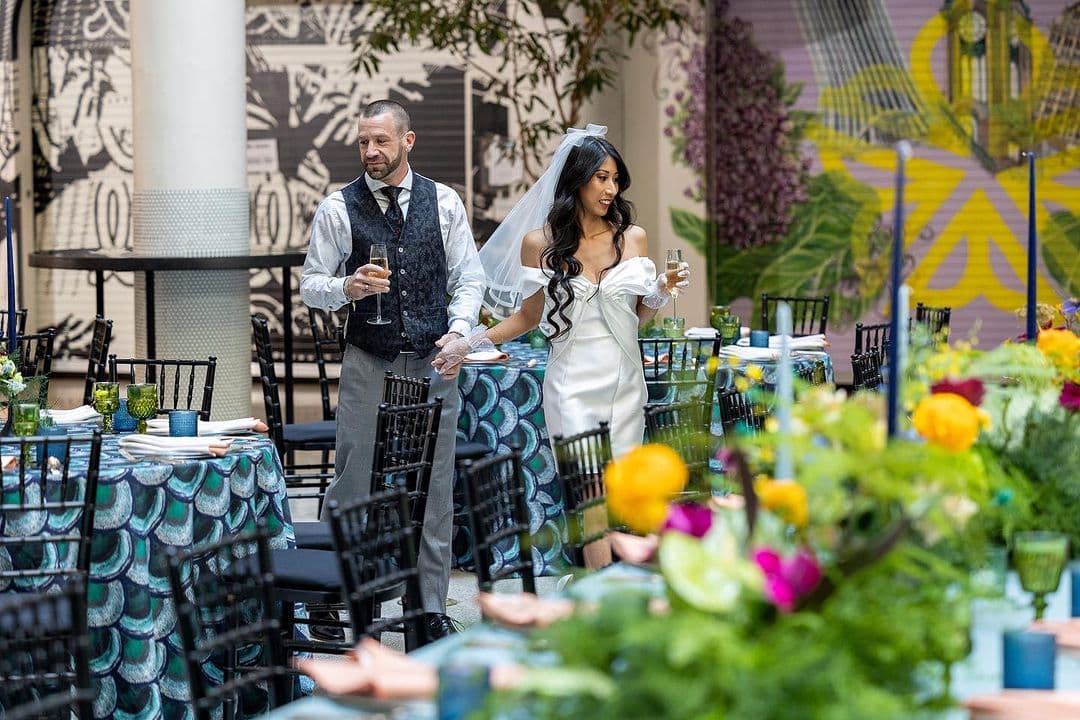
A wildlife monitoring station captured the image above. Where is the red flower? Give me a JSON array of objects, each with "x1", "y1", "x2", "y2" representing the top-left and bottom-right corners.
[
  {"x1": 1061, "y1": 382, "x2": 1080, "y2": 411},
  {"x1": 931, "y1": 378, "x2": 985, "y2": 407}
]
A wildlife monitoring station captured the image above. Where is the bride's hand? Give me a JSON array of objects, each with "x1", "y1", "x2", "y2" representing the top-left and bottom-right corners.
[{"x1": 662, "y1": 262, "x2": 690, "y2": 296}]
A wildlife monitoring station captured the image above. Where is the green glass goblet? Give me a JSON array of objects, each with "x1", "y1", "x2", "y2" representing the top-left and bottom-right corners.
[
  {"x1": 1013, "y1": 531, "x2": 1069, "y2": 621},
  {"x1": 92, "y1": 381, "x2": 120, "y2": 433},
  {"x1": 12, "y1": 402, "x2": 39, "y2": 465},
  {"x1": 126, "y1": 383, "x2": 159, "y2": 434},
  {"x1": 709, "y1": 305, "x2": 731, "y2": 332},
  {"x1": 719, "y1": 315, "x2": 741, "y2": 346}
]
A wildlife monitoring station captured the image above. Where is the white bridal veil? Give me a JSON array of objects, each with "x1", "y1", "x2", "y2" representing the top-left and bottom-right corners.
[{"x1": 479, "y1": 123, "x2": 608, "y2": 318}]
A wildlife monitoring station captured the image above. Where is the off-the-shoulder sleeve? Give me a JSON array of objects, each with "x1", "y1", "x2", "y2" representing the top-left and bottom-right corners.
[{"x1": 519, "y1": 265, "x2": 549, "y2": 299}]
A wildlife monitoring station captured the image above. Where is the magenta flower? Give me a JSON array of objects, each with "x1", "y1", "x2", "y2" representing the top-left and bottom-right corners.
[
  {"x1": 662, "y1": 503, "x2": 714, "y2": 538},
  {"x1": 1061, "y1": 382, "x2": 1080, "y2": 411},
  {"x1": 931, "y1": 378, "x2": 985, "y2": 407},
  {"x1": 753, "y1": 548, "x2": 822, "y2": 613}
]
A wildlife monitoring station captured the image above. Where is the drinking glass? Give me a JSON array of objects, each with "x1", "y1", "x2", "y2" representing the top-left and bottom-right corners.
[
  {"x1": 709, "y1": 305, "x2": 730, "y2": 332},
  {"x1": 92, "y1": 381, "x2": 120, "y2": 433},
  {"x1": 662, "y1": 316, "x2": 685, "y2": 339},
  {"x1": 719, "y1": 315, "x2": 741, "y2": 346},
  {"x1": 12, "y1": 403, "x2": 38, "y2": 465},
  {"x1": 660, "y1": 250, "x2": 678, "y2": 317},
  {"x1": 367, "y1": 242, "x2": 392, "y2": 326},
  {"x1": 126, "y1": 383, "x2": 159, "y2": 434},
  {"x1": 12, "y1": 402, "x2": 38, "y2": 436},
  {"x1": 1013, "y1": 531, "x2": 1069, "y2": 620}
]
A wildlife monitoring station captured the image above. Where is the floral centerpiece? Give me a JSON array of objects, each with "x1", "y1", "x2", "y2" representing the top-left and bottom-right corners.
[
  {"x1": 0, "y1": 353, "x2": 27, "y2": 432},
  {"x1": 905, "y1": 314, "x2": 1080, "y2": 554},
  {"x1": 481, "y1": 385, "x2": 994, "y2": 719}
]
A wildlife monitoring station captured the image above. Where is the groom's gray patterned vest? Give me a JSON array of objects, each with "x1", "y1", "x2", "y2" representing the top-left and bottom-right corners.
[{"x1": 341, "y1": 174, "x2": 449, "y2": 361}]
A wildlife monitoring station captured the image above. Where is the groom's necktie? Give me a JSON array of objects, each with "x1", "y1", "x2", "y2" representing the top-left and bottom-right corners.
[{"x1": 380, "y1": 186, "x2": 404, "y2": 238}]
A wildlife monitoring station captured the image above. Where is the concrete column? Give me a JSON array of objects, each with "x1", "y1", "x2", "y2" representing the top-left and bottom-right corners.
[{"x1": 130, "y1": 0, "x2": 249, "y2": 418}]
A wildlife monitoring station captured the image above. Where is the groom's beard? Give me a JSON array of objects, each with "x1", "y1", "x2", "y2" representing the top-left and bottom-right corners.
[{"x1": 364, "y1": 143, "x2": 405, "y2": 180}]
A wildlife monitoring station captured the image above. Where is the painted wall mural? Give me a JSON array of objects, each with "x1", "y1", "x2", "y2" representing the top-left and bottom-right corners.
[
  {"x1": 19, "y1": 0, "x2": 516, "y2": 370},
  {"x1": 667, "y1": 0, "x2": 1080, "y2": 359}
]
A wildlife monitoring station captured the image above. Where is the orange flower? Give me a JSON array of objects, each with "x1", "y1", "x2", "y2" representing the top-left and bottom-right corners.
[
  {"x1": 754, "y1": 478, "x2": 809, "y2": 528},
  {"x1": 1037, "y1": 328, "x2": 1080, "y2": 372},
  {"x1": 605, "y1": 444, "x2": 688, "y2": 534},
  {"x1": 911, "y1": 392, "x2": 989, "y2": 453}
]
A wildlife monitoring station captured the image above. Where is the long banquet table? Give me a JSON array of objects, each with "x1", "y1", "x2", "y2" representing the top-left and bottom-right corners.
[
  {"x1": 263, "y1": 563, "x2": 1080, "y2": 720},
  {"x1": 1, "y1": 429, "x2": 294, "y2": 720}
]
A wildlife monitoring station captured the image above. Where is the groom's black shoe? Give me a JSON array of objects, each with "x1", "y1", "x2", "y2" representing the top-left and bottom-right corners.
[{"x1": 423, "y1": 612, "x2": 457, "y2": 642}]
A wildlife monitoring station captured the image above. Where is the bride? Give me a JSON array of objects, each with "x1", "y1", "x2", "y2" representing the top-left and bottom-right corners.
[{"x1": 433, "y1": 125, "x2": 688, "y2": 457}]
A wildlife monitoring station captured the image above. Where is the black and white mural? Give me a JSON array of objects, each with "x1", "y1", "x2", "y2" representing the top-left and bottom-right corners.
[{"x1": 14, "y1": 0, "x2": 520, "y2": 368}]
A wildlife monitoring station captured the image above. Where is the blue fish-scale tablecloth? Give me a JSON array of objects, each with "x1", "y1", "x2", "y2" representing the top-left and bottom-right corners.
[{"x1": 0, "y1": 430, "x2": 293, "y2": 720}]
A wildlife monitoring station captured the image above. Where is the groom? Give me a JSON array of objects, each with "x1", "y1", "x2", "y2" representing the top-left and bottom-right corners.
[{"x1": 299, "y1": 99, "x2": 486, "y2": 641}]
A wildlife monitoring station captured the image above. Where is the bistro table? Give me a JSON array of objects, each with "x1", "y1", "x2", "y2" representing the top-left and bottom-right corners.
[
  {"x1": 28, "y1": 247, "x2": 308, "y2": 423},
  {"x1": 1, "y1": 427, "x2": 294, "y2": 720}
]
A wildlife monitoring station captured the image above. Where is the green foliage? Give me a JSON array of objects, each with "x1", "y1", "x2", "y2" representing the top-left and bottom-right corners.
[
  {"x1": 1041, "y1": 210, "x2": 1080, "y2": 297},
  {"x1": 352, "y1": 1, "x2": 695, "y2": 179},
  {"x1": 678, "y1": 172, "x2": 889, "y2": 326}
]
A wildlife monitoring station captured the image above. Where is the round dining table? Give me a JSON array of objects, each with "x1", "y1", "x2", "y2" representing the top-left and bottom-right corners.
[{"x1": 1, "y1": 427, "x2": 294, "y2": 720}]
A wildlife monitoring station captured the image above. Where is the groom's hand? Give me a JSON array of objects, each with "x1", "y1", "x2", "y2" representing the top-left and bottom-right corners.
[{"x1": 433, "y1": 332, "x2": 468, "y2": 380}]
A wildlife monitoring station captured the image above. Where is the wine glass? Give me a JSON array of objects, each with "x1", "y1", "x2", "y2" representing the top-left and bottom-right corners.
[
  {"x1": 666, "y1": 248, "x2": 683, "y2": 320},
  {"x1": 126, "y1": 383, "x2": 159, "y2": 434},
  {"x1": 92, "y1": 381, "x2": 120, "y2": 433},
  {"x1": 1013, "y1": 531, "x2": 1069, "y2": 620},
  {"x1": 367, "y1": 243, "x2": 392, "y2": 326}
]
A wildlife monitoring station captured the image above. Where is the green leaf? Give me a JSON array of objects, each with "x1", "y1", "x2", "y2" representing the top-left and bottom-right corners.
[
  {"x1": 1040, "y1": 210, "x2": 1080, "y2": 297},
  {"x1": 669, "y1": 208, "x2": 707, "y2": 256},
  {"x1": 753, "y1": 171, "x2": 890, "y2": 326}
]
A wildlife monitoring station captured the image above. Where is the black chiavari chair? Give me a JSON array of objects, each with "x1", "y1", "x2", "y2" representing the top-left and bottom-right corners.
[
  {"x1": 166, "y1": 525, "x2": 289, "y2": 720},
  {"x1": 761, "y1": 294, "x2": 830, "y2": 336},
  {"x1": 853, "y1": 320, "x2": 890, "y2": 367},
  {"x1": 328, "y1": 485, "x2": 426, "y2": 651},
  {"x1": 81, "y1": 316, "x2": 114, "y2": 406},
  {"x1": 461, "y1": 446, "x2": 535, "y2": 594},
  {"x1": 553, "y1": 422, "x2": 614, "y2": 568},
  {"x1": 0, "y1": 582, "x2": 93, "y2": 720},
  {"x1": 915, "y1": 303, "x2": 951, "y2": 342},
  {"x1": 717, "y1": 388, "x2": 764, "y2": 438},
  {"x1": 0, "y1": 308, "x2": 27, "y2": 342},
  {"x1": 643, "y1": 400, "x2": 712, "y2": 494},
  {"x1": 851, "y1": 351, "x2": 884, "y2": 392},
  {"x1": 108, "y1": 355, "x2": 216, "y2": 420},
  {"x1": 638, "y1": 337, "x2": 720, "y2": 406},
  {"x1": 306, "y1": 307, "x2": 346, "y2": 421}
]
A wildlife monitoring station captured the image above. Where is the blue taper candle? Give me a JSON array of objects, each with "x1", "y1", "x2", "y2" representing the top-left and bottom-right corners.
[
  {"x1": 887, "y1": 142, "x2": 912, "y2": 438},
  {"x1": 4, "y1": 196, "x2": 15, "y2": 355},
  {"x1": 1026, "y1": 151, "x2": 1037, "y2": 343}
]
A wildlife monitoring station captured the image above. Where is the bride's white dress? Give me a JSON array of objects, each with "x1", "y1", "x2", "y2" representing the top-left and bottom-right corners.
[{"x1": 520, "y1": 256, "x2": 655, "y2": 458}]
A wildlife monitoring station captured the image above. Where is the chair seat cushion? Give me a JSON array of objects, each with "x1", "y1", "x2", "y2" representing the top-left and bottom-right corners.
[
  {"x1": 270, "y1": 548, "x2": 341, "y2": 592},
  {"x1": 283, "y1": 420, "x2": 336, "y2": 444},
  {"x1": 293, "y1": 520, "x2": 333, "y2": 551},
  {"x1": 455, "y1": 440, "x2": 492, "y2": 461}
]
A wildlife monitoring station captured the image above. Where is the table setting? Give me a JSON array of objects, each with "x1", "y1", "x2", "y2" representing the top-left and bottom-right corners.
[{"x1": 0, "y1": 384, "x2": 295, "y2": 720}]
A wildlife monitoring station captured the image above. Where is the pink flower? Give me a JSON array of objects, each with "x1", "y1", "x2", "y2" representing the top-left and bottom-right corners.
[
  {"x1": 753, "y1": 548, "x2": 822, "y2": 613},
  {"x1": 662, "y1": 503, "x2": 714, "y2": 538},
  {"x1": 931, "y1": 378, "x2": 985, "y2": 407},
  {"x1": 1061, "y1": 382, "x2": 1080, "y2": 411}
]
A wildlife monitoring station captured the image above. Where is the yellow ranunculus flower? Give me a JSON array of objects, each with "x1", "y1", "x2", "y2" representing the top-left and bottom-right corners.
[
  {"x1": 754, "y1": 478, "x2": 809, "y2": 528},
  {"x1": 746, "y1": 364, "x2": 764, "y2": 381},
  {"x1": 1037, "y1": 328, "x2": 1080, "y2": 372},
  {"x1": 604, "y1": 444, "x2": 688, "y2": 534},
  {"x1": 911, "y1": 392, "x2": 990, "y2": 453}
]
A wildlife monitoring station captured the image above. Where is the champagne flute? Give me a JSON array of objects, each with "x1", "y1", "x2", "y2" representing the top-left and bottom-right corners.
[
  {"x1": 666, "y1": 248, "x2": 684, "y2": 320},
  {"x1": 367, "y1": 243, "x2": 392, "y2": 326}
]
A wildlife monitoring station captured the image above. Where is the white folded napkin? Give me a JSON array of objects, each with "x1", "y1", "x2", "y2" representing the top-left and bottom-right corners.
[
  {"x1": 118, "y1": 434, "x2": 234, "y2": 458},
  {"x1": 48, "y1": 405, "x2": 102, "y2": 425},
  {"x1": 718, "y1": 345, "x2": 780, "y2": 362},
  {"x1": 736, "y1": 333, "x2": 828, "y2": 350},
  {"x1": 684, "y1": 327, "x2": 718, "y2": 339},
  {"x1": 144, "y1": 417, "x2": 267, "y2": 436},
  {"x1": 464, "y1": 350, "x2": 509, "y2": 362}
]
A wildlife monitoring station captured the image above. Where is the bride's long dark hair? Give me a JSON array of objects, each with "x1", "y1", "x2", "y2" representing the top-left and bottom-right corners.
[{"x1": 541, "y1": 136, "x2": 634, "y2": 340}]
